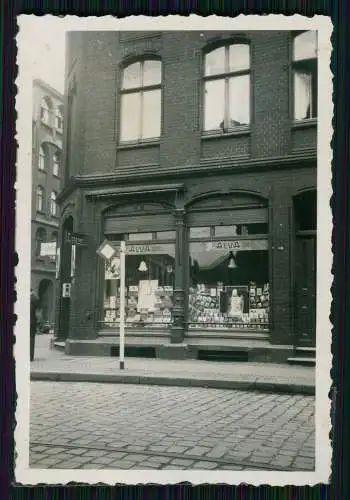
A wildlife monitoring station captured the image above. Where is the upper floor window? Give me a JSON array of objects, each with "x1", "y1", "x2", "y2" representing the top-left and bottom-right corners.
[
  {"x1": 36, "y1": 186, "x2": 44, "y2": 212},
  {"x1": 53, "y1": 150, "x2": 61, "y2": 177},
  {"x1": 292, "y1": 31, "x2": 318, "y2": 121},
  {"x1": 203, "y1": 43, "x2": 251, "y2": 134},
  {"x1": 50, "y1": 191, "x2": 57, "y2": 216},
  {"x1": 40, "y1": 97, "x2": 52, "y2": 126},
  {"x1": 38, "y1": 145, "x2": 46, "y2": 171},
  {"x1": 55, "y1": 106, "x2": 63, "y2": 132},
  {"x1": 120, "y1": 59, "x2": 162, "y2": 143},
  {"x1": 35, "y1": 228, "x2": 47, "y2": 256}
]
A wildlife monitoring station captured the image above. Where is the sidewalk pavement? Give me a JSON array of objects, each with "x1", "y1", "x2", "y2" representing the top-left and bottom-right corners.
[{"x1": 30, "y1": 334, "x2": 315, "y2": 395}]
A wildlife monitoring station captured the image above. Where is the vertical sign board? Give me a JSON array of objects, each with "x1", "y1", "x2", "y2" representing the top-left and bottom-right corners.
[
  {"x1": 56, "y1": 247, "x2": 60, "y2": 279},
  {"x1": 70, "y1": 244, "x2": 76, "y2": 278},
  {"x1": 96, "y1": 239, "x2": 126, "y2": 370},
  {"x1": 62, "y1": 283, "x2": 71, "y2": 298}
]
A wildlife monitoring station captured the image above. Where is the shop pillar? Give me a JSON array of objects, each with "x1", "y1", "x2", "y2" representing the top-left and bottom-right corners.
[{"x1": 171, "y1": 208, "x2": 185, "y2": 343}]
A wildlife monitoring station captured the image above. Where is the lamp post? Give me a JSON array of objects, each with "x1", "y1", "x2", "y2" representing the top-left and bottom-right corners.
[{"x1": 119, "y1": 241, "x2": 126, "y2": 370}]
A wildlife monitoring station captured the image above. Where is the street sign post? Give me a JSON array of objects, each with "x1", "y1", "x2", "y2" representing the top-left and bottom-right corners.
[
  {"x1": 96, "y1": 239, "x2": 126, "y2": 370},
  {"x1": 119, "y1": 241, "x2": 126, "y2": 370}
]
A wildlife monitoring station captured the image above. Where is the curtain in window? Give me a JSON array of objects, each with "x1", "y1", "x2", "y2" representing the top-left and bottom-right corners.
[{"x1": 294, "y1": 71, "x2": 312, "y2": 120}]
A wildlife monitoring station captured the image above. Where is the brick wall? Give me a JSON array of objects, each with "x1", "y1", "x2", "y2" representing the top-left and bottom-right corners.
[
  {"x1": 61, "y1": 31, "x2": 318, "y2": 345},
  {"x1": 64, "y1": 30, "x2": 317, "y2": 184}
]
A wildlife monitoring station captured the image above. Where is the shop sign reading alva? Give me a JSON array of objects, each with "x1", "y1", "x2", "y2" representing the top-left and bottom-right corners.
[{"x1": 205, "y1": 240, "x2": 268, "y2": 251}]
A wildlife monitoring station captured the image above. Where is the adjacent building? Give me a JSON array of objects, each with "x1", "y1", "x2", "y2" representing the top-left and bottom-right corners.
[
  {"x1": 56, "y1": 30, "x2": 317, "y2": 363},
  {"x1": 31, "y1": 79, "x2": 63, "y2": 326}
]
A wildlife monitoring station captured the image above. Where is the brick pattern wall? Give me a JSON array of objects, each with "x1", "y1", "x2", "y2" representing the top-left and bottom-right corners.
[
  {"x1": 63, "y1": 30, "x2": 316, "y2": 184},
  {"x1": 60, "y1": 31, "x2": 318, "y2": 345}
]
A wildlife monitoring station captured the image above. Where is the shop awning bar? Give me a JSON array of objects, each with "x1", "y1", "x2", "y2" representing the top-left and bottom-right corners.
[{"x1": 85, "y1": 183, "x2": 185, "y2": 200}]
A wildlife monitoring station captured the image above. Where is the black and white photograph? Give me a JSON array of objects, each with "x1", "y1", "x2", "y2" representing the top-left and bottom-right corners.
[{"x1": 15, "y1": 15, "x2": 332, "y2": 485}]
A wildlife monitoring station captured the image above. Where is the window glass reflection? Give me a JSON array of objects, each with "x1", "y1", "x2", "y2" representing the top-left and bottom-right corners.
[
  {"x1": 103, "y1": 245, "x2": 175, "y2": 328},
  {"x1": 122, "y1": 62, "x2": 142, "y2": 89},
  {"x1": 228, "y1": 44, "x2": 250, "y2": 72},
  {"x1": 205, "y1": 47, "x2": 226, "y2": 76},
  {"x1": 229, "y1": 75, "x2": 250, "y2": 126},
  {"x1": 120, "y1": 93, "x2": 141, "y2": 141},
  {"x1": 189, "y1": 243, "x2": 270, "y2": 329},
  {"x1": 143, "y1": 60, "x2": 162, "y2": 86},
  {"x1": 204, "y1": 79, "x2": 225, "y2": 131},
  {"x1": 142, "y1": 89, "x2": 161, "y2": 139},
  {"x1": 293, "y1": 31, "x2": 317, "y2": 61}
]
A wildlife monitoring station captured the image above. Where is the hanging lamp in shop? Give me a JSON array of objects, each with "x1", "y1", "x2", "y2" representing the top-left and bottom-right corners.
[
  {"x1": 138, "y1": 260, "x2": 148, "y2": 272},
  {"x1": 228, "y1": 252, "x2": 237, "y2": 269}
]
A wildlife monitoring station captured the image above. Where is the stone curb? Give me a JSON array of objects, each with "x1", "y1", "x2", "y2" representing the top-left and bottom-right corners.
[{"x1": 30, "y1": 371, "x2": 315, "y2": 395}]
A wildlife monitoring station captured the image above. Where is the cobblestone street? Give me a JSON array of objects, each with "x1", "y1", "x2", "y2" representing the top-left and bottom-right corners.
[{"x1": 30, "y1": 381, "x2": 315, "y2": 471}]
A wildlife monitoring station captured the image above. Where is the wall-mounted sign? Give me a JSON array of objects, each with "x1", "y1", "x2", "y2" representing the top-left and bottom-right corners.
[
  {"x1": 40, "y1": 241, "x2": 57, "y2": 257},
  {"x1": 66, "y1": 232, "x2": 86, "y2": 246},
  {"x1": 62, "y1": 283, "x2": 71, "y2": 298},
  {"x1": 105, "y1": 257, "x2": 120, "y2": 279},
  {"x1": 96, "y1": 239, "x2": 117, "y2": 261},
  {"x1": 56, "y1": 247, "x2": 60, "y2": 279},
  {"x1": 205, "y1": 240, "x2": 268, "y2": 252},
  {"x1": 126, "y1": 243, "x2": 175, "y2": 257},
  {"x1": 70, "y1": 244, "x2": 76, "y2": 278}
]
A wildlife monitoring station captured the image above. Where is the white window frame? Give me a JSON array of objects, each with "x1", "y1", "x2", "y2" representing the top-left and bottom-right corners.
[
  {"x1": 38, "y1": 146, "x2": 46, "y2": 171},
  {"x1": 119, "y1": 59, "x2": 162, "y2": 143},
  {"x1": 53, "y1": 151, "x2": 60, "y2": 177},
  {"x1": 36, "y1": 186, "x2": 44, "y2": 212},
  {"x1": 40, "y1": 98, "x2": 52, "y2": 125},
  {"x1": 292, "y1": 31, "x2": 318, "y2": 121},
  {"x1": 203, "y1": 43, "x2": 251, "y2": 134},
  {"x1": 50, "y1": 191, "x2": 57, "y2": 216}
]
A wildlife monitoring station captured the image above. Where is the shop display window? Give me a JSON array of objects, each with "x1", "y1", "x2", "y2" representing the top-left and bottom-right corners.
[
  {"x1": 103, "y1": 240, "x2": 175, "y2": 329},
  {"x1": 189, "y1": 240, "x2": 270, "y2": 330}
]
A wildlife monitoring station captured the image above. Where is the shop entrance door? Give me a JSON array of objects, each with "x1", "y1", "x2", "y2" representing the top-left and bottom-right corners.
[{"x1": 294, "y1": 235, "x2": 316, "y2": 347}]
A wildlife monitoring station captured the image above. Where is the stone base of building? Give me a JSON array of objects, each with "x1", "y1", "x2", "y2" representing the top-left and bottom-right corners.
[{"x1": 63, "y1": 334, "x2": 295, "y2": 364}]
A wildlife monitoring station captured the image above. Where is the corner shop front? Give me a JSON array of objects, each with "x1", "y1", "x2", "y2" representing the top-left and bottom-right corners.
[{"x1": 99, "y1": 194, "x2": 271, "y2": 338}]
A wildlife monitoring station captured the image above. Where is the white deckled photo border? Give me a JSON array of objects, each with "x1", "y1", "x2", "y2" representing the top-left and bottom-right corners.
[{"x1": 14, "y1": 14, "x2": 333, "y2": 486}]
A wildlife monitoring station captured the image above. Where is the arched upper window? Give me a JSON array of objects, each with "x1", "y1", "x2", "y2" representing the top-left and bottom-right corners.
[
  {"x1": 35, "y1": 228, "x2": 47, "y2": 256},
  {"x1": 203, "y1": 43, "x2": 251, "y2": 133},
  {"x1": 120, "y1": 59, "x2": 162, "y2": 143},
  {"x1": 36, "y1": 186, "x2": 44, "y2": 212},
  {"x1": 40, "y1": 97, "x2": 52, "y2": 125},
  {"x1": 53, "y1": 150, "x2": 61, "y2": 177},
  {"x1": 38, "y1": 145, "x2": 46, "y2": 171},
  {"x1": 50, "y1": 191, "x2": 57, "y2": 216},
  {"x1": 292, "y1": 31, "x2": 318, "y2": 121},
  {"x1": 55, "y1": 106, "x2": 63, "y2": 132}
]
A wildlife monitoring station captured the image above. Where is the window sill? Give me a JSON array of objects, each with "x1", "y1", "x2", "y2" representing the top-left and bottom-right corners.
[
  {"x1": 53, "y1": 174, "x2": 60, "y2": 180},
  {"x1": 38, "y1": 168, "x2": 47, "y2": 174},
  {"x1": 36, "y1": 210, "x2": 45, "y2": 215},
  {"x1": 292, "y1": 118, "x2": 317, "y2": 129},
  {"x1": 117, "y1": 139, "x2": 160, "y2": 151},
  {"x1": 201, "y1": 127, "x2": 251, "y2": 140}
]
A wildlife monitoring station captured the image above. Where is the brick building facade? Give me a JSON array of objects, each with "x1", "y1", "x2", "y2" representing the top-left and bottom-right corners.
[
  {"x1": 31, "y1": 79, "x2": 63, "y2": 326},
  {"x1": 56, "y1": 30, "x2": 317, "y2": 363}
]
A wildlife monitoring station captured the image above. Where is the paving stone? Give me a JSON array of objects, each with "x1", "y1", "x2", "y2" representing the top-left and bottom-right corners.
[
  {"x1": 192, "y1": 461, "x2": 218, "y2": 469},
  {"x1": 83, "y1": 450, "x2": 108, "y2": 458},
  {"x1": 81, "y1": 463, "x2": 104, "y2": 469},
  {"x1": 166, "y1": 446, "x2": 189, "y2": 454},
  {"x1": 108, "y1": 461, "x2": 137, "y2": 469},
  {"x1": 170, "y1": 458, "x2": 195, "y2": 467},
  {"x1": 134, "y1": 463, "x2": 160, "y2": 469},
  {"x1": 30, "y1": 381, "x2": 315, "y2": 473},
  {"x1": 184, "y1": 446, "x2": 211, "y2": 457}
]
